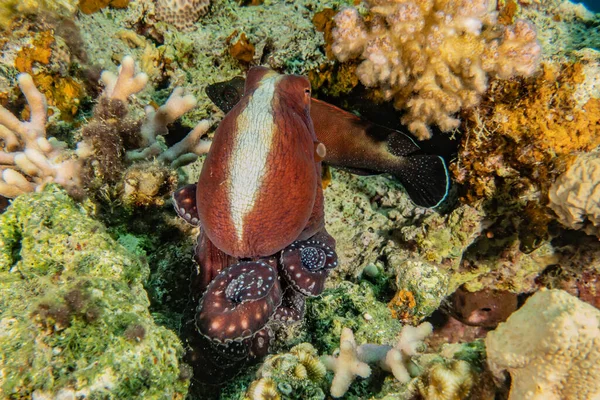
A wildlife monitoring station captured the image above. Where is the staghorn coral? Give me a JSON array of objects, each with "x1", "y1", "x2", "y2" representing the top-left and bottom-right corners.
[
  {"x1": 331, "y1": 0, "x2": 541, "y2": 140},
  {"x1": 155, "y1": 0, "x2": 211, "y2": 31},
  {"x1": 548, "y1": 150, "x2": 600, "y2": 237},
  {"x1": 81, "y1": 56, "x2": 211, "y2": 204},
  {"x1": 486, "y1": 289, "x2": 600, "y2": 400},
  {"x1": 322, "y1": 327, "x2": 371, "y2": 398},
  {"x1": 322, "y1": 323, "x2": 433, "y2": 397}
]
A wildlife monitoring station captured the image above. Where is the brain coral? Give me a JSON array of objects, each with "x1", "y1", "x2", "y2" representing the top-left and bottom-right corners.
[
  {"x1": 548, "y1": 150, "x2": 600, "y2": 237},
  {"x1": 155, "y1": 0, "x2": 210, "y2": 30},
  {"x1": 331, "y1": 0, "x2": 541, "y2": 140},
  {"x1": 486, "y1": 289, "x2": 600, "y2": 400}
]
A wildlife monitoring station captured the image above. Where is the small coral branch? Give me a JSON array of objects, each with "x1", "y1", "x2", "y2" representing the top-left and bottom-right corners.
[
  {"x1": 127, "y1": 87, "x2": 213, "y2": 168},
  {"x1": 332, "y1": 0, "x2": 542, "y2": 140},
  {"x1": 322, "y1": 322, "x2": 433, "y2": 397},
  {"x1": 0, "y1": 74, "x2": 84, "y2": 198}
]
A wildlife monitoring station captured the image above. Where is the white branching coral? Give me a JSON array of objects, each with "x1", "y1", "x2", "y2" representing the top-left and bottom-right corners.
[
  {"x1": 548, "y1": 150, "x2": 600, "y2": 237},
  {"x1": 100, "y1": 56, "x2": 149, "y2": 102},
  {"x1": 129, "y1": 87, "x2": 212, "y2": 168},
  {"x1": 332, "y1": 0, "x2": 542, "y2": 140},
  {"x1": 322, "y1": 327, "x2": 372, "y2": 397},
  {"x1": 486, "y1": 289, "x2": 600, "y2": 400},
  {"x1": 322, "y1": 322, "x2": 433, "y2": 397},
  {"x1": 0, "y1": 74, "x2": 85, "y2": 198}
]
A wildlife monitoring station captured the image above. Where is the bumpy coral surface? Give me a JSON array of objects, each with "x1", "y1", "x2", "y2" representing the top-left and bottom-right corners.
[
  {"x1": 0, "y1": 186, "x2": 187, "y2": 398},
  {"x1": 548, "y1": 150, "x2": 600, "y2": 237},
  {"x1": 486, "y1": 289, "x2": 600, "y2": 400},
  {"x1": 155, "y1": 0, "x2": 211, "y2": 30},
  {"x1": 331, "y1": 0, "x2": 541, "y2": 139}
]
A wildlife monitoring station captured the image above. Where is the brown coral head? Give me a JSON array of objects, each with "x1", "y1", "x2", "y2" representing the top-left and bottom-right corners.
[
  {"x1": 196, "y1": 260, "x2": 282, "y2": 343},
  {"x1": 279, "y1": 233, "x2": 337, "y2": 296}
]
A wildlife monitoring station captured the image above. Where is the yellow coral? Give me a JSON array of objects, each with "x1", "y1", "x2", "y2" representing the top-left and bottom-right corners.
[
  {"x1": 453, "y1": 62, "x2": 599, "y2": 206},
  {"x1": 14, "y1": 30, "x2": 84, "y2": 120},
  {"x1": 388, "y1": 289, "x2": 416, "y2": 321},
  {"x1": 0, "y1": 0, "x2": 78, "y2": 29},
  {"x1": 244, "y1": 377, "x2": 281, "y2": 400},
  {"x1": 417, "y1": 360, "x2": 474, "y2": 400}
]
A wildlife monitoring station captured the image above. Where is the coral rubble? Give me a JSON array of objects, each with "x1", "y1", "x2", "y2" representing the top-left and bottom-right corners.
[{"x1": 331, "y1": 0, "x2": 542, "y2": 139}]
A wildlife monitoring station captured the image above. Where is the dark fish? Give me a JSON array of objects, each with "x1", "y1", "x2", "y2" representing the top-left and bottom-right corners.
[{"x1": 206, "y1": 77, "x2": 450, "y2": 208}]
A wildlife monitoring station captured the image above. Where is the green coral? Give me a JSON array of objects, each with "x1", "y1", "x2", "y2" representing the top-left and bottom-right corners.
[
  {"x1": 386, "y1": 259, "x2": 449, "y2": 323},
  {"x1": 0, "y1": 185, "x2": 188, "y2": 399},
  {"x1": 398, "y1": 205, "x2": 484, "y2": 265}
]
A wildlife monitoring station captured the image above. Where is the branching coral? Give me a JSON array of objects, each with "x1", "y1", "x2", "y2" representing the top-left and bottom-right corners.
[
  {"x1": 322, "y1": 323, "x2": 433, "y2": 397},
  {"x1": 548, "y1": 150, "x2": 600, "y2": 237},
  {"x1": 0, "y1": 73, "x2": 85, "y2": 198},
  {"x1": 331, "y1": 0, "x2": 542, "y2": 139},
  {"x1": 486, "y1": 289, "x2": 600, "y2": 400},
  {"x1": 1, "y1": 55, "x2": 212, "y2": 205}
]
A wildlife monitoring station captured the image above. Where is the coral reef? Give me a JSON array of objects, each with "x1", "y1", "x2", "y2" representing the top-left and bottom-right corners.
[
  {"x1": 155, "y1": 0, "x2": 211, "y2": 31},
  {"x1": 305, "y1": 281, "x2": 403, "y2": 353},
  {"x1": 548, "y1": 150, "x2": 600, "y2": 237},
  {"x1": 331, "y1": 0, "x2": 542, "y2": 139},
  {"x1": 486, "y1": 289, "x2": 600, "y2": 400},
  {"x1": 322, "y1": 323, "x2": 433, "y2": 397},
  {"x1": 76, "y1": 0, "x2": 351, "y2": 123},
  {"x1": 0, "y1": 186, "x2": 187, "y2": 398},
  {"x1": 0, "y1": 55, "x2": 211, "y2": 205}
]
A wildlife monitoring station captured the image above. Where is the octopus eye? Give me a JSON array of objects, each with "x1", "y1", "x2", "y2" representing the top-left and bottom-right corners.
[{"x1": 300, "y1": 247, "x2": 326, "y2": 270}]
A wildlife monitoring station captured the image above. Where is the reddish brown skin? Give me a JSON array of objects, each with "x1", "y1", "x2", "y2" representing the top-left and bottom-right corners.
[
  {"x1": 193, "y1": 228, "x2": 238, "y2": 294},
  {"x1": 196, "y1": 67, "x2": 323, "y2": 258}
]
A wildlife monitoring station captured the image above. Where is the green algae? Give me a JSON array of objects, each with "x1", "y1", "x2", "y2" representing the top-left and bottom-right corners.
[
  {"x1": 305, "y1": 281, "x2": 402, "y2": 354},
  {"x1": 0, "y1": 185, "x2": 188, "y2": 399}
]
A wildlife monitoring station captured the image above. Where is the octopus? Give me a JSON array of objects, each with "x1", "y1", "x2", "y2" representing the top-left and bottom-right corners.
[{"x1": 173, "y1": 67, "x2": 338, "y2": 383}]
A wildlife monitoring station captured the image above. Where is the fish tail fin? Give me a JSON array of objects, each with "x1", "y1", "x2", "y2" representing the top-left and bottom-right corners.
[{"x1": 391, "y1": 154, "x2": 450, "y2": 208}]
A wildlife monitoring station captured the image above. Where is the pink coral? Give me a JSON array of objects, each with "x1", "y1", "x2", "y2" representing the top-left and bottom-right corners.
[{"x1": 332, "y1": 0, "x2": 542, "y2": 140}]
